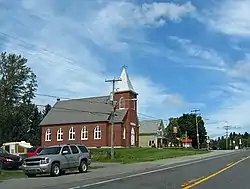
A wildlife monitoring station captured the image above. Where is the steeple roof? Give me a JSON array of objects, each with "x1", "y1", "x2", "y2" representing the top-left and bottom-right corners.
[{"x1": 115, "y1": 67, "x2": 137, "y2": 94}]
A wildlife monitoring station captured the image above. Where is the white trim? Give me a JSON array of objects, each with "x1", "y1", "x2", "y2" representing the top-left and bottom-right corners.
[
  {"x1": 57, "y1": 128, "x2": 63, "y2": 141},
  {"x1": 123, "y1": 128, "x2": 126, "y2": 139},
  {"x1": 130, "y1": 122, "x2": 136, "y2": 126},
  {"x1": 119, "y1": 97, "x2": 125, "y2": 109},
  {"x1": 68, "y1": 127, "x2": 76, "y2": 140},
  {"x1": 45, "y1": 128, "x2": 51, "y2": 141},
  {"x1": 94, "y1": 126, "x2": 101, "y2": 140},
  {"x1": 81, "y1": 126, "x2": 88, "y2": 140},
  {"x1": 131, "y1": 127, "x2": 135, "y2": 146}
]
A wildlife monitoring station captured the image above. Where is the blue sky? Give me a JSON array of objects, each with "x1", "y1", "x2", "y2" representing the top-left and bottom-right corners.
[{"x1": 1, "y1": 0, "x2": 250, "y2": 137}]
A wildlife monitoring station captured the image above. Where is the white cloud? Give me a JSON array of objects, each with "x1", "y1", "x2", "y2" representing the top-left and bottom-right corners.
[
  {"x1": 168, "y1": 36, "x2": 227, "y2": 69},
  {"x1": 204, "y1": 0, "x2": 250, "y2": 37},
  {"x1": 0, "y1": 0, "x2": 198, "y2": 121},
  {"x1": 82, "y1": 1, "x2": 195, "y2": 48}
]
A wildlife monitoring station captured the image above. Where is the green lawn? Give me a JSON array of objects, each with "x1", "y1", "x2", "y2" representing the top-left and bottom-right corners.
[
  {"x1": 0, "y1": 170, "x2": 25, "y2": 181},
  {"x1": 90, "y1": 148, "x2": 210, "y2": 163},
  {"x1": 0, "y1": 166, "x2": 104, "y2": 181}
]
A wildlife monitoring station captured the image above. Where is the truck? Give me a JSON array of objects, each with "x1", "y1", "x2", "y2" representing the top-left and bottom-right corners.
[{"x1": 22, "y1": 144, "x2": 91, "y2": 177}]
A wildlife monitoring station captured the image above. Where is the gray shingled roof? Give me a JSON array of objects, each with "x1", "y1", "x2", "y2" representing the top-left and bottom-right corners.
[
  {"x1": 40, "y1": 96, "x2": 128, "y2": 126},
  {"x1": 139, "y1": 120, "x2": 163, "y2": 134}
]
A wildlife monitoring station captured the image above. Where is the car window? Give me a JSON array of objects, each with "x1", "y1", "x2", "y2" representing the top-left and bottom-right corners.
[
  {"x1": 0, "y1": 148, "x2": 9, "y2": 154},
  {"x1": 39, "y1": 147, "x2": 61, "y2": 155},
  {"x1": 70, "y1": 145, "x2": 79, "y2": 154},
  {"x1": 37, "y1": 148, "x2": 44, "y2": 153},
  {"x1": 62, "y1": 146, "x2": 71, "y2": 154},
  {"x1": 77, "y1": 145, "x2": 88, "y2": 153},
  {"x1": 27, "y1": 147, "x2": 37, "y2": 153}
]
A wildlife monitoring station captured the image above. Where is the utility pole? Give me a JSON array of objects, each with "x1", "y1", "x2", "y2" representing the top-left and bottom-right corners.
[
  {"x1": 105, "y1": 77, "x2": 122, "y2": 160},
  {"x1": 191, "y1": 109, "x2": 200, "y2": 149},
  {"x1": 224, "y1": 125, "x2": 230, "y2": 150}
]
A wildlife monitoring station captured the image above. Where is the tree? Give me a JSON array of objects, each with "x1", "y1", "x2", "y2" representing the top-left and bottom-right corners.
[
  {"x1": 165, "y1": 114, "x2": 207, "y2": 148},
  {"x1": 165, "y1": 117, "x2": 180, "y2": 146},
  {"x1": 42, "y1": 104, "x2": 52, "y2": 118},
  {"x1": 177, "y1": 114, "x2": 207, "y2": 148},
  {"x1": 0, "y1": 52, "x2": 37, "y2": 144}
]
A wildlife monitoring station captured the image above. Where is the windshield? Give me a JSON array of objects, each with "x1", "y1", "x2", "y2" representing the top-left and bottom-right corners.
[
  {"x1": 0, "y1": 148, "x2": 9, "y2": 154},
  {"x1": 39, "y1": 147, "x2": 61, "y2": 155},
  {"x1": 27, "y1": 147, "x2": 37, "y2": 153}
]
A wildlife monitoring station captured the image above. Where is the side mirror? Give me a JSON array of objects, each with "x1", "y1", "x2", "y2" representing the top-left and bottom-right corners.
[{"x1": 62, "y1": 150, "x2": 68, "y2": 155}]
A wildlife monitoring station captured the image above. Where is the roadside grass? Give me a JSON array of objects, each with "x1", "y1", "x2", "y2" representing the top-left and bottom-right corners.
[
  {"x1": 0, "y1": 170, "x2": 25, "y2": 181},
  {"x1": 0, "y1": 166, "x2": 104, "y2": 181},
  {"x1": 90, "y1": 148, "x2": 210, "y2": 163}
]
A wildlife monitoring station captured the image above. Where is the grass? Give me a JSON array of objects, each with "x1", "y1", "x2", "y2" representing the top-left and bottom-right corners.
[
  {"x1": 90, "y1": 148, "x2": 210, "y2": 164},
  {"x1": 0, "y1": 166, "x2": 104, "y2": 181},
  {"x1": 0, "y1": 170, "x2": 25, "y2": 181}
]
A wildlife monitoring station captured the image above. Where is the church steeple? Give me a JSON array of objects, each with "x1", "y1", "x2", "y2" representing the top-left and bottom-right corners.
[{"x1": 115, "y1": 66, "x2": 137, "y2": 94}]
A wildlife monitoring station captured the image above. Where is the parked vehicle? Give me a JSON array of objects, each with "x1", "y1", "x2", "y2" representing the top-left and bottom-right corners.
[
  {"x1": 26, "y1": 146, "x2": 44, "y2": 157},
  {"x1": 0, "y1": 148, "x2": 23, "y2": 169},
  {"x1": 22, "y1": 144, "x2": 91, "y2": 177}
]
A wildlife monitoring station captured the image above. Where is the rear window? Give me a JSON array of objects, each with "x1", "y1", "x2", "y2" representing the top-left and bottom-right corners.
[
  {"x1": 27, "y1": 147, "x2": 37, "y2": 153},
  {"x1": 78, "y1": 145, "x2": 88, "y2": 153}
]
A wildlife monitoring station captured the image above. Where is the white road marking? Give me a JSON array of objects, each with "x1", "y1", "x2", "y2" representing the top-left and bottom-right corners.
[{"x1": 68, "y1": 152, "x2": 241, "y2": 189}]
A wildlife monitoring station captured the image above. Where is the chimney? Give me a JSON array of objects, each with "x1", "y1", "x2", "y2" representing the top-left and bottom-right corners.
[{"x1": 57, "y1": 98, "x2": 60, "y2": 102}]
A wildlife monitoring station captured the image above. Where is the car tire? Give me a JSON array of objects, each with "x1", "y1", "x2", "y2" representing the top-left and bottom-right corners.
[
  {"x1": 78, "y1": 160, "x2": 88, "y2": 173},
  {"x1": 25, "y1": 173, "x2": 36, "y2": 177},
  {"x1": 50, "y1": 162, "x2": 60, "y2": 177}
]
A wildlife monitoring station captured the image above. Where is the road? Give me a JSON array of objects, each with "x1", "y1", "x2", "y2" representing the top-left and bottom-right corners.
[
  {"x1": 42, "y1": 150, "x2": 250, "y2": 189},
  {"x1": 0, "y1": 150, "x2": 249, "y2": 189}
]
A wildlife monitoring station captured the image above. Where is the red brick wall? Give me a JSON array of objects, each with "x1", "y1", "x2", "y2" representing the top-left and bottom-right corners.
[
  {"x1": 114, "y1": 91, "x2": 139, "y2": 147},
  {"x1": 41, "y1": 122, "x2": 125, "y2": 148}
]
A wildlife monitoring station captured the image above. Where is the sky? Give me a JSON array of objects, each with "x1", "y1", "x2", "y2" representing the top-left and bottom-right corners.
[{"x1": 1, "y1": 0, "x2": 250, "y2": 138}]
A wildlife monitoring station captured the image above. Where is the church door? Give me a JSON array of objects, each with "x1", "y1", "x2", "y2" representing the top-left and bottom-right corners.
[{"x1": 131, "y1": 127, "x2": 135, "y2": 146}]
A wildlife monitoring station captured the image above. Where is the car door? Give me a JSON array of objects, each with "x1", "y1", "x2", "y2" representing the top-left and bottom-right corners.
[
  {"x1": 69, "y1": 145, "x2": 80, "y2": 167},
  {"x1": 61, "y1": 146, "x2": 72, "y2": 169}
]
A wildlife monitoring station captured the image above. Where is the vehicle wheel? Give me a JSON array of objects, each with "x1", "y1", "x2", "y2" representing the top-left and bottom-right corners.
[
  {"x1": 50, "y1": 163, "x2": 60, "y2": 177},
  {"x1": 78, "y1": 160, "x2": 88, "y2": 173},
  {"x1": 25, "y1": 173, "x2": 36, "y2": 177},
  {"x1": 0, "y1": 161, "x2": 3, "y2": 173}
]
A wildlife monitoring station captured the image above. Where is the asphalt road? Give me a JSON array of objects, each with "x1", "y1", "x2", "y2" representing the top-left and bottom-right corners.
[{"x1": 44, "y1": 150, "x2": 250, "y2": 189}]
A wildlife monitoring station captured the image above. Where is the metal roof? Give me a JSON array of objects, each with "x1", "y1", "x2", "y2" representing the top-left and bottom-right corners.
[{"x1": 40, "y1": 96, "x2": 128, "y2": 126}]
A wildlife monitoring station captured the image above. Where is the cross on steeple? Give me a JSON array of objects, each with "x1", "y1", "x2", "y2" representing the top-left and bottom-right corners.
[{"x1": 122, "y1": 65, "x2": 128, "y2": 70}]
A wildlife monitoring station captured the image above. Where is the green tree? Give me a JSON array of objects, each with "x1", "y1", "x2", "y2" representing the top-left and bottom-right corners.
[
  {"x1": 42, "y1": 104, "x2": 52, "y2": 118},
  {"x1": 177, "y1": 113, "x2": 207, "y2": 148},
  {"x1": 0, "y1": 52, "x2": 37, "y2": 144}
]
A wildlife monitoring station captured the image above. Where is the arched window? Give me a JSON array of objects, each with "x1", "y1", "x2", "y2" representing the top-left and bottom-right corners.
[
  {"x1": 57, "y1": 128, "x2": 63, "y2": 141},
  {"x1": 123, "y1": 127, "x2": 126, "y2": 139},
  {"x1": 81, "y1": 126, "x2": 88, "y2": 140},
  {"x1": 94, "y1": 126, "x2": 101, "y2": 139},
  {"x1": 69, "y1": 127, "x2": 75, "y2": 140},
  {"x1": 119, "y1": 97, "x2": 125, "y2": 109},
  {"x1": 45, "y1": 128, "x2": 51, "y2": 141},
  {"x1": 131, "y1": 127, "x2": 135, "y2": 146}
]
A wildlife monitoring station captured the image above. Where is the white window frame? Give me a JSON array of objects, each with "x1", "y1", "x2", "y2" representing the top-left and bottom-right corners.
[
  {"x1": 81, "y1": 126, "x2": 88, "y2": 140},
  {"x1": 123, "y1": 127, "x2": 126, "y2": 139},
  {"x1": 45, "y1": 128, "x2": 52, "y2": 141},
  {"x1": 119, "y1": 97, "x2": 125, "y2": 109},
  {"x1": 68, "y1": 127, "x2": 75, "y2": 140},
  {"x1": 131, "y1": 99, "x2": 136, "y2": 110},
  {"x1": 94, "y1": 126, "x2": 101, "y2": 140},
  {"x1": 57, "y1": 128, "x2": 63, "y2": 141}
]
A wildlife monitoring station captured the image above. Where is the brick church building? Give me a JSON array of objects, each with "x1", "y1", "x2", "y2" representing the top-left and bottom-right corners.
[{"x1": 40, "y1": 67, "x2": 139, "y2": 148}]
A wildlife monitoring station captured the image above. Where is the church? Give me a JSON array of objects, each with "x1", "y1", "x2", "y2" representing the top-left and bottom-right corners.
[{"x1": 40, "y1": 67, "x2": 139, "y2": 148}]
